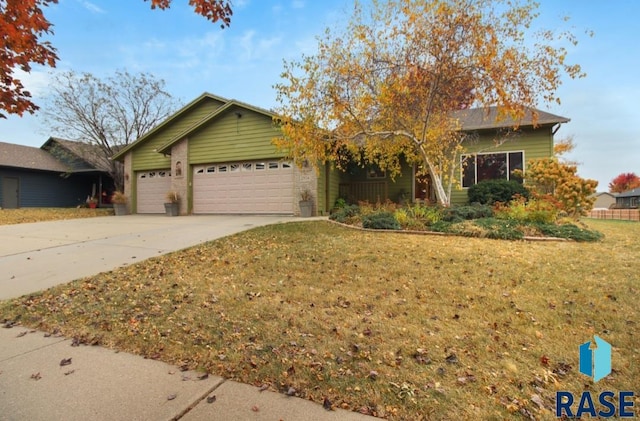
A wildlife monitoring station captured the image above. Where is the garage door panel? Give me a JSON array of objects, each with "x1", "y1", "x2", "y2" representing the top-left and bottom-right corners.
[
  {"x1": 137, "y1": 170, "x2": 171, "y2": 214},
  {"x1": 193, "y1": 161, "x2": 294, "y2": 214}
]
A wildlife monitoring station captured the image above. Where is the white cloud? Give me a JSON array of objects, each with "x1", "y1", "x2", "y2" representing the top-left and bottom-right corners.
[
  {"x1": 80, "y1": 1, "x2": 105, "y2": 14},
  {"x1": 11, "y1": 69, "x2": 54, "y2": 99}
]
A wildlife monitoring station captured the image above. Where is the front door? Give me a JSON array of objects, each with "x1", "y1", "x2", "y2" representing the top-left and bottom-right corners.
[{"x1": 2, "y1": 177, "x2": 19, "y2": 208}]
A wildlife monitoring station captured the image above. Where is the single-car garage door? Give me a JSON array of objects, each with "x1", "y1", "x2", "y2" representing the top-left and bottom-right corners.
[
  {"x1": 193, "y1": 161, "x2": 294, "y2": 214},
  {"x1": 136, "y1": 170, "x2": 171, "y2": 213}
]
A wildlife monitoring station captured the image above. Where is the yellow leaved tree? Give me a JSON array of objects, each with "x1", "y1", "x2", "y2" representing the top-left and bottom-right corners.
[
  {"x1": 524, "y1": 138, "x2": 598, "y2": 218},
  {"x1": 274, "y1": 0, "x2": 586, "y2": 205}
]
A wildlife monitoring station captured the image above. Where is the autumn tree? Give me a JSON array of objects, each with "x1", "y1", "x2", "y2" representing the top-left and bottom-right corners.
[
  {"x1": 0, "y1": 0, "x2": 231, "y2": 118},
  {"x1": 608, "y1": 172, "x2": 640, "y2": 193},
  {"x1": 274, "y1": 0, "x2": 585, "y2": 205},
  {"x1": 523, "y1": 139, "x2": 598, "y2": 218},
  {"x1": 42, "y1": 70, "x2": 180, "y2": 191}
]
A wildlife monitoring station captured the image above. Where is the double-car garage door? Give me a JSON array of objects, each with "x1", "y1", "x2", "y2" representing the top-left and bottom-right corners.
[
  {"x1": 193, "y1": 160, "x2": 294, "y2": 214},
  {"x1": 136, "y1": 161, "x2": 294, "y2": 214}
]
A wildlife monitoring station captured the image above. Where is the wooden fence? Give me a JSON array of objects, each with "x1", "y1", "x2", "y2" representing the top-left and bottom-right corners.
[
  {"x1": 339, "y1": 181, "x2": 388, "y2": 204},
  {"x1": 588, "y1": 209, "x2": 640, "y2": 221}
]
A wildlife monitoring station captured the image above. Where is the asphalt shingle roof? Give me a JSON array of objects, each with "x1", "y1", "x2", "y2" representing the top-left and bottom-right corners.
[
  {"x1": 0, "y1": 141, "x2": 69, "y2": 172},
  {"x1": 453, "y1": 106, "x2": 569, "y2": 131},
  {"x1": 617, "y1": 187, "x2": 640, "y2": 198}
]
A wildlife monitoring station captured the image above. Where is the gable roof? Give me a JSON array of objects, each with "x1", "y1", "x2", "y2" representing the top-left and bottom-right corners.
[
  {"x1": 42, "y1": 137, "x2": 112, "y2": 172},
  {"x1": 617, "y1": 187, "x2": 640, "y2": 198},
  {"x1": 156, "y1": 98, "x2": 277, "y2": 155},
  {"x1": 0, "y1": 141, "x2": 69, "y2": 172},
  {"x1": 452, "y1": 107, "x2": 569, "y2": 131},
  {"x1": 112, "y1": 92, "x2": 231, "y2": 161}
]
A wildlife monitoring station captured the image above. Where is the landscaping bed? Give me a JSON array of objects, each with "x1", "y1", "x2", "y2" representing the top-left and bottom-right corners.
[{"x1": 330, "y1": 201, "x2": 603, "y2": 242}]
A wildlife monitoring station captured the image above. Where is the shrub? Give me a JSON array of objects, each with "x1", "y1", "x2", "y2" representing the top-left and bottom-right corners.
[
  {"x1": 329, "y1": 204, "x2": 359, "y2": 223},
  {"x1": 467, "y1": 179, "x2": 529, "y2": 205},
  {"x1": 494, "y1": 196, "x2": 559, "y2": 224},
  {"x1": 532, "y1": 223, "x2": 603, "y2": 242},
  {"x1": 407, "y1": 203, "x2": 442, "y2": 225},
  {"x1": 441, "y1": 204, "x2": 494, "y2": 222},
  {"x1": 394, "y1": 208, "x2": 410, "y2": 227},
  {"x1": 362, "y1": 212, "x2": 400, "y2": 230},
  {"x1": 473, "y1": 218, "x2": 524, "y2": 240}
]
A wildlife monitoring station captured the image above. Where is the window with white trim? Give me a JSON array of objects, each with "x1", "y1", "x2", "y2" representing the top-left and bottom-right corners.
[{"x1": 461, "y1": 151, "x2": 524, "y2": 188}]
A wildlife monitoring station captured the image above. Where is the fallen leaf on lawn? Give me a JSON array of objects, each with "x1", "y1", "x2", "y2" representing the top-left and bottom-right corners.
[
  {"x1": 206, "y1": 395, "x2": 216, "y2": 403},
  {"x1": 540, "y1": 355, "x2": 550, "y2": 366},
  {"x1": 64, "y1": 370, "x2": 75, "y2": 376},
  {"x1": 530, "y1": 394, "x2": 545, "y2": 409},
  {"x1": 30, "y1": 372, "x2": 41, "y2": 380},
  {"x1": 167, "y1": 393, "x2": 177, "y2": 400},
  {"x1": 369, "y1": 370, "x2": 379, "y2": 380},
  {"x1": 197, "y1": 373, "x2": 209, "y2": 380},
  {"x1": 323, "y1": 397, "x2": 333, "y2": 411},
  {"x1": 258, "y1": 384, "x2": 269, "y2": 392},
  {"x1": 445, "y1": 353, "x2": 458, "y2": 364},
  {"x1": 286, "y1": 387, "x2": 296, "y2": 396},
  {"x1": 60, "y1": 358, "x2": 72, "y2": 366}
]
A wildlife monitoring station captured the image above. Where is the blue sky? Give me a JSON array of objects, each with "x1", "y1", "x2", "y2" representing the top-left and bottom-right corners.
[{"x1": 2, "y1": 0, "x2": 638, "y2": 191}]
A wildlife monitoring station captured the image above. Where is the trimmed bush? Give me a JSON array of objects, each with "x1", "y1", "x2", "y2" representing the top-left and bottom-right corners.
[
  {"x1": 468, "y1": 179, "x2": 529, "y2": 205},
  {"x1": 362, "y1": 212, "x2": 400, "y2": 230}
]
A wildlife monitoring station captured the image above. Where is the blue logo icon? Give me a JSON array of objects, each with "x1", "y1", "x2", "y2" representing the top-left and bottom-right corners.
[{"x1": 579, "y1": 335, "x2": 611, "y2": 382}]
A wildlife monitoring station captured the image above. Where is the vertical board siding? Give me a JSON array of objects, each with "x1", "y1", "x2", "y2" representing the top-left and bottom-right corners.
[
  {"x1": 132, "y1": 98, "x2": 224, "y2": 171},
  {"x1": 189, "y1": 108, "x2": 284, "y2": 163},
  {"x1": 449, "y1": 127, "x2": 554, "y2": 204}
]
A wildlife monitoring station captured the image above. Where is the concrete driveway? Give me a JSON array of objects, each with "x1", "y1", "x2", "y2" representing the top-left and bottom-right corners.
[{"x1": 0, "y1": 214, "x2": 300, "y2": 300}]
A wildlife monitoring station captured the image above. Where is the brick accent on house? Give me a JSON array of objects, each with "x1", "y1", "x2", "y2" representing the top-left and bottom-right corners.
[
  {"x1": 170, "y1": 138, "x2": 189, "y2": 215},
  {"x1": 294, "y1": 161, "x2": 318, "y2": 216}
]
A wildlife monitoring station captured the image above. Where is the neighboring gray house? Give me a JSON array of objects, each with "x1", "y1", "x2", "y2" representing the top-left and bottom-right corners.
[
  {"x1": 592, "y1": 192, "x2": 617, "y2": 210},
  {"x1": 616, "y1": 187, "x2": 640, "y2": 209},
  {"x1": 0, "y1": 138, "x2": 113, "y2": 209}
]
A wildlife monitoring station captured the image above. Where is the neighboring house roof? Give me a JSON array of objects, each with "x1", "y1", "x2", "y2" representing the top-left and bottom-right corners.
[
  {"x1": 452, "y1": 107, "x2": 569, "y2": 131},
  {"x1": 617, "y1": 187, "x2": 640, "y2": 198},
  {"x1": 591, "y1": 192, "x2": 617, "y2": 198},
  {"x1": 112, "y1": 92, "x2": 231, "y2": 161},
  {"x1": 42, "y1": 137, "x2": 112, "y2": 173},
  {"x1": 0, "y1": 141, "x2": 69, "y2": 172}
]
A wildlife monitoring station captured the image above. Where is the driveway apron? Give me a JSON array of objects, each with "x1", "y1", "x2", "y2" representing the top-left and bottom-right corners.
[{"x1": 0, "y1": 215, "x2": 298, "y2": 300}]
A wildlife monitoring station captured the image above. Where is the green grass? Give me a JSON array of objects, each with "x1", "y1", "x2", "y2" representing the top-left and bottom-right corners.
[
  {"x1": 1, "y1": 219, "x2": 638, "y2": 420},
  {"x1": 0, "y1": 208, "x2": 113, "y2": 225}
]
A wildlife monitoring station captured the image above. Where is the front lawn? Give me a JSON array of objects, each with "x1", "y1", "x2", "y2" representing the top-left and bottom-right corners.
[
  {"x1": 0, "y1": 208, "x2": 113, "y2": 226},
  {"x1": 1, "y1": 220, "x2": 637, "y2": 420}
]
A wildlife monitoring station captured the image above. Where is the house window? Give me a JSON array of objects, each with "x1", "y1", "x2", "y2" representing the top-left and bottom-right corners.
[
  {"x1": 268, "y1": 162, "x2": 279, "y2": 169},
  {"x1": 218, "y1": 165, "x2": 227, "y2": 173},
  {"x1": 242, "y1": 163, "x2": 253, "y2": 171},
  {"x1": 255, "y1": 162, "x2": 266, "y2": 170},
  {"x1": 196, "y1": 168, "x2": 204, "y2": 174},
  {"x1": 230, "y1": 164, "x2": 240, "y2": 172},
  {"x1": 461, "y1": 151, "x2": 524, "y2": 188},
  {"x1": 206, "y1": 166, "x2": 216, "y2": 173},
  {"x1": 282, "y1": 161, "x2": 292, "y2": 169}
]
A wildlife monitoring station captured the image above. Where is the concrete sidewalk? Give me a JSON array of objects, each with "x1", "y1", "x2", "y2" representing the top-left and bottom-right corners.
[
  {"x1": 0, "y1": 215, "x2": 376, "y2": 420},
  {"x1": 0, "y1": 327, "x2": 371, "y2": 421}
]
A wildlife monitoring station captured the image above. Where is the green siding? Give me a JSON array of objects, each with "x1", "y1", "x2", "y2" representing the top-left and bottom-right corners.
[
  {"x1": 450, "y1": 127, "x2": 554, "y2": 204},
  {"x1": 188, "y1": 107, "x2": 283, "y2": 163},
  {"x1": 132, "y1": 98, "x2": 224, "y2": 171}
]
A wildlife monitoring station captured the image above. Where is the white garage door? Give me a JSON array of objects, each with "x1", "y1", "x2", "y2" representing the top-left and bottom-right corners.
[
  {"x1": 136, "y1": 170, "x2": 171, "y2": 214},
  {"x1": 193, "y1": 161, "x2": 294, "y2": 214}
]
